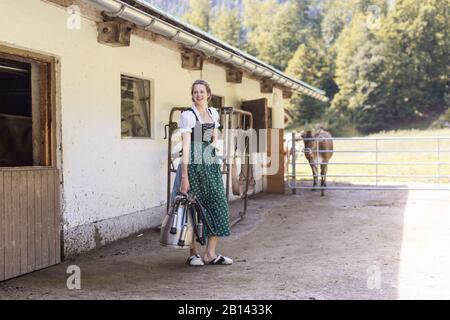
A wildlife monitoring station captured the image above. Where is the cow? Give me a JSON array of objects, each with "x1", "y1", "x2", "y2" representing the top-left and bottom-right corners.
[{"x1": 301, "y1": 128, "x2": 333, "y2": 196}]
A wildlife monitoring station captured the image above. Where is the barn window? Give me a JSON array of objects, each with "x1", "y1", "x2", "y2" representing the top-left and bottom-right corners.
[{"x1": 121, "y1": 75, "x2": 152, "y2": 138}]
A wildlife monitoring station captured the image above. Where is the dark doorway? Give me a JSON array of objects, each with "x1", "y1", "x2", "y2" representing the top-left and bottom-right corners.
[{"x1": 0, "y1": 58, "x2": 32, "y2": 166}]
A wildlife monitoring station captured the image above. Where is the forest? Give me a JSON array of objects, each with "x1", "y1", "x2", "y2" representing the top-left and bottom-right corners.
[{"x1": 144, "y1": 0, "x2": 449, "y2": 135}]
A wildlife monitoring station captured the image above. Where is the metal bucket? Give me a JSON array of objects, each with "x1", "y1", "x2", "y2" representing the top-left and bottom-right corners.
[{"x1": 160, "y1": 197, "x2": 194, "y2": 249}]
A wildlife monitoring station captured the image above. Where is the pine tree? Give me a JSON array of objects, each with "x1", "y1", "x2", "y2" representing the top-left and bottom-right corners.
[
  {"x1": 372, "y1": 0, "x2": 450, "y2": 130},
  {"x1": 285, "y1": 39, "x2": 336, "y2": 129},
  {"x1": 243, "y1": 0, "x2": 322, "y2": 70},
  {"x1": 209, "y1": 6, "x2": 243, "y2": 47},
  {"x1": 329, "y1": 0, "x2": 449, "y2": 134},
  {"x1": 326, "y1": 8, "x2": 387, "y2": 133},
  {"x1": 183, "y1": 0, "x2": 212, "y2": 31}
]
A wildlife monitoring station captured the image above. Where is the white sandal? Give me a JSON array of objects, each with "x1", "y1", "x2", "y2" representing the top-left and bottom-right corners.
[
  {"x1": 187, "y1": 254, "x2": 204, "y2": 266},
  {"x1": 207, "y1": 254, "x2": 233, "y2": 265}
]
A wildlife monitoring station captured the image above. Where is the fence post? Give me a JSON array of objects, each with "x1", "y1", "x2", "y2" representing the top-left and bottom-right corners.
[
  {"x1": 437, "y1": 138, "x2": 441, "y2": 189},
  {"x1": 316, "y1": 138, "x2": 320, "y2": 186},
  {"x1": 292, "y1": 132, "x2": 296, "y2": 194},
  {"x1": 375, "y1": 139, "x2": 379, "y2": 186}
]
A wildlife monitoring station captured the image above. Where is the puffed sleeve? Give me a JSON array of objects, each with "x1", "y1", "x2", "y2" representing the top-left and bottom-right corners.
[
  {"x1": 210, "y1": 107, "x2": 220, "y2": 129},
  {"x1": 179, "y1": 110, "x2": 196, "y2": 133}
]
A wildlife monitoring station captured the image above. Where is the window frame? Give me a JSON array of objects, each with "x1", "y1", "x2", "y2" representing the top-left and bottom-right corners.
[
  {"x1": 0, "y1": 46, "x2": 56, "y2": 168},
  {"x1": 210, "y1": 94, "x2": 224, "y2": 110},
  {"x1": 120, "y1": 73, "x2": 154, "y2": 140}
]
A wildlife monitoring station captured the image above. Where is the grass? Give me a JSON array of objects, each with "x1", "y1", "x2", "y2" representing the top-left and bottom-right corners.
[{"x1": 287, "y1": 128, "x2": 450, "y2": 186}]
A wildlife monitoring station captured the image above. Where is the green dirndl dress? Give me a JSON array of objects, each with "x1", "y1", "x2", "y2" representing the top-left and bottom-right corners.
[{"x1": 187, "y1": 111, "x2": 230, "y2": 238}]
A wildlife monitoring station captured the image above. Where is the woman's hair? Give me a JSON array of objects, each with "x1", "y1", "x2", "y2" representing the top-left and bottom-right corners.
[{"x1": 191, "y1": 79, "x2": 212, "y2": 103}]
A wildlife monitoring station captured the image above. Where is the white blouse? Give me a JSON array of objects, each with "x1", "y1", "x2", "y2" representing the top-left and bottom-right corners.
[{"x1": 179, "y1": 105, "x2": 220, "y2": 134}]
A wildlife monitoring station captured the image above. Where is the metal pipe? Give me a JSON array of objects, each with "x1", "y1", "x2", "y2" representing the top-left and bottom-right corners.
[
  {"x1": 287, "y1": 182, "x2": 450, "y2": 191},
  {"x1": 0, "y1": 65, "x2": 30, "y2": 73},
  {"x1": 166, "y1": 107, "x2": 187, "y2": 213},
  {"x1": 287, "y1": 174, "x2": 450, "y2": 178},
  {"x1": 294, "y1": 149, "x2": 450, "y2": 153},
  {"x1": 293, "y1": 162, "x2": 450, "y2": 165},
  {"x1": 225, "y1": 107, "x2": 253, "y2": 227},
  {"x1": 302, "y1": 137, "x2": 450, "y2": 141},
  {"x1": 236, "y1": 110, "x2": 253, "y2": 219},
  {"x1": 226, "y1": 110, "x2": 231, "y2": 200}
]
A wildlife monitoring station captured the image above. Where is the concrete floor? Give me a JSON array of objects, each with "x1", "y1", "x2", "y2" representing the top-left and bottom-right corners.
[{"x1": 1, "y1": 188, "x2": 450, "y2": 300}]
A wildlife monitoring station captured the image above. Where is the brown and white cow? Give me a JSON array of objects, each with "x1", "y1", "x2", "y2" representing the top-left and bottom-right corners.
[{"x1": 301, "y1": 128, "x2": 333, "y2": 196}]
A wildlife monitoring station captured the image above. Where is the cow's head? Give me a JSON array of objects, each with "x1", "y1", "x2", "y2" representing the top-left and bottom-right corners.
[{"x1": 301, "y1": 130, "x2": 314, "y2": 155}]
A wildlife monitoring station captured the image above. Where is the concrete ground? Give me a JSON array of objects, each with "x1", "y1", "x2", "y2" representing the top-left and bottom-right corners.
[{"x1": 1, "y1": 186, "x2": 450, "y2": 300}]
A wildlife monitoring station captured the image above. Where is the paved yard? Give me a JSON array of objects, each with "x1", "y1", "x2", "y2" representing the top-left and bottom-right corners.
[{"x1": 1, "y1": 188, "x2": 449, "y2": 299}]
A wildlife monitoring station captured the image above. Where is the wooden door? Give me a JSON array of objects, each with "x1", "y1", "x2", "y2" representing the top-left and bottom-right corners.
[
  {"x1": 266, "y1": 128, "x2": 285, "y2": 194},
  {"x1": 0, "y1": 168, "x2": 60, "y2": 281},
  {"x1": 0, "y1": 46, "x2": 60, "y2": 282}
]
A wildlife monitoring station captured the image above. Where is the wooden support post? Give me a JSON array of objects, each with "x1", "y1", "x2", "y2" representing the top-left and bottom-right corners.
[
  {"x1": 226, "y1": 67, "x2": 243, "y2": 83},
  {"x1": 181, "y1": 51, "x2": 203, "y2": 70},
  {"x1": 97, "y1": 21, "x2": 133, "y2": 47},
  {"x1": 282, "y1": 89, "x2": 292, "y2": 99},
  {"x1": 260, "y1": 79, "x2": 273, "y2": 94}
]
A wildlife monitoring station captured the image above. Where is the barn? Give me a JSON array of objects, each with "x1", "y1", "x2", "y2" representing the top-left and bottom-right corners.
[{"x1": 0, "y1": 0, "x2": 327, "y2": 281}]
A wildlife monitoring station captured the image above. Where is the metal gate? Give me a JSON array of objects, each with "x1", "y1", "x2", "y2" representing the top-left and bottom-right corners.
[{"x1": 286, "y1": 133, "x2": 450, "y2": 191}]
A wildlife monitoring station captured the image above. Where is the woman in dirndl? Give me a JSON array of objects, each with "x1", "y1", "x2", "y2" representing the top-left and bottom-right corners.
[{"x1": 179, "y1": 79, "x2": 233, "y2": 267}]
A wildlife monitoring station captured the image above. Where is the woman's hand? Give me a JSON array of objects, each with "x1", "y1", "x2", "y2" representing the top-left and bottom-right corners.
[{"x1": 180, "y1": 176, "x2": 190, "y2": 194}]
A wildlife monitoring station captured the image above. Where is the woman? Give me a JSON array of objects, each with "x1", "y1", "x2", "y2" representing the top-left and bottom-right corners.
[{"x1": 178, "y1": 79, "x2": 233, "y2": 266}]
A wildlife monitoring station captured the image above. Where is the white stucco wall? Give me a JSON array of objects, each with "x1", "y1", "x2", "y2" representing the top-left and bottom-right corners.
[{"x1": 0, "y1": 0, "x2": 286, "y2": 254}]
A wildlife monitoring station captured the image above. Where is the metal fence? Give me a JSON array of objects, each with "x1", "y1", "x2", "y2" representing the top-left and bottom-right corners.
[{"x1": 286, "y1": 133, "x2": 450, "y2": 191}]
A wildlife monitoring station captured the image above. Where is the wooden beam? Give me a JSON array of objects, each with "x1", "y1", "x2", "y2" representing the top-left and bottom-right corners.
[
  {"x1": 181, "y1": 51, "x2": 203, "y2": 70},
  {"x1": 97, "y1": 21, "x2": 133, "y2": 47},
  {"x1": 260, "y1": 79, "x2": 273, "y2": 94},
  {"x1": 282, "y1": 89, "x2": 292, "y2": 99},
  {"x1": 39, "y1": 62, "x2": 51, "y2": 166},
  {"x1": 226, "y1": 67, "x2": 243, "y2": 83}
]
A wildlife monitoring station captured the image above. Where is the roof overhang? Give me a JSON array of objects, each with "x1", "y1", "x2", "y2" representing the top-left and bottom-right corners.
[{"x1": 86, "y1": 0, "x2": 329, "y2": 102}]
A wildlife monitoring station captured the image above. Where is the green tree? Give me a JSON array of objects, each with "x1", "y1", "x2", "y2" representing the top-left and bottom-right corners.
[
  {"x1": 285, "y1": 39, "x2": 336, "y2": 129},
  {"x1": 328, "y1": 0, "x2": 449, "y2": 134},
  {"x1": 183, "y1": 0, "x2": 212, "y2": 31},
  {"x1": 329, "y1": 13, "x2": 386, "y2": 133},
  {"x1": 371, "y1": 0, "x2": 450, "y2": 131},
  {"x1": 209, "y1": 6, "x2": 243, "y2": 47},
  {"x1": 243, "y1": 0, "x2": 321, "y2": 70}
]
